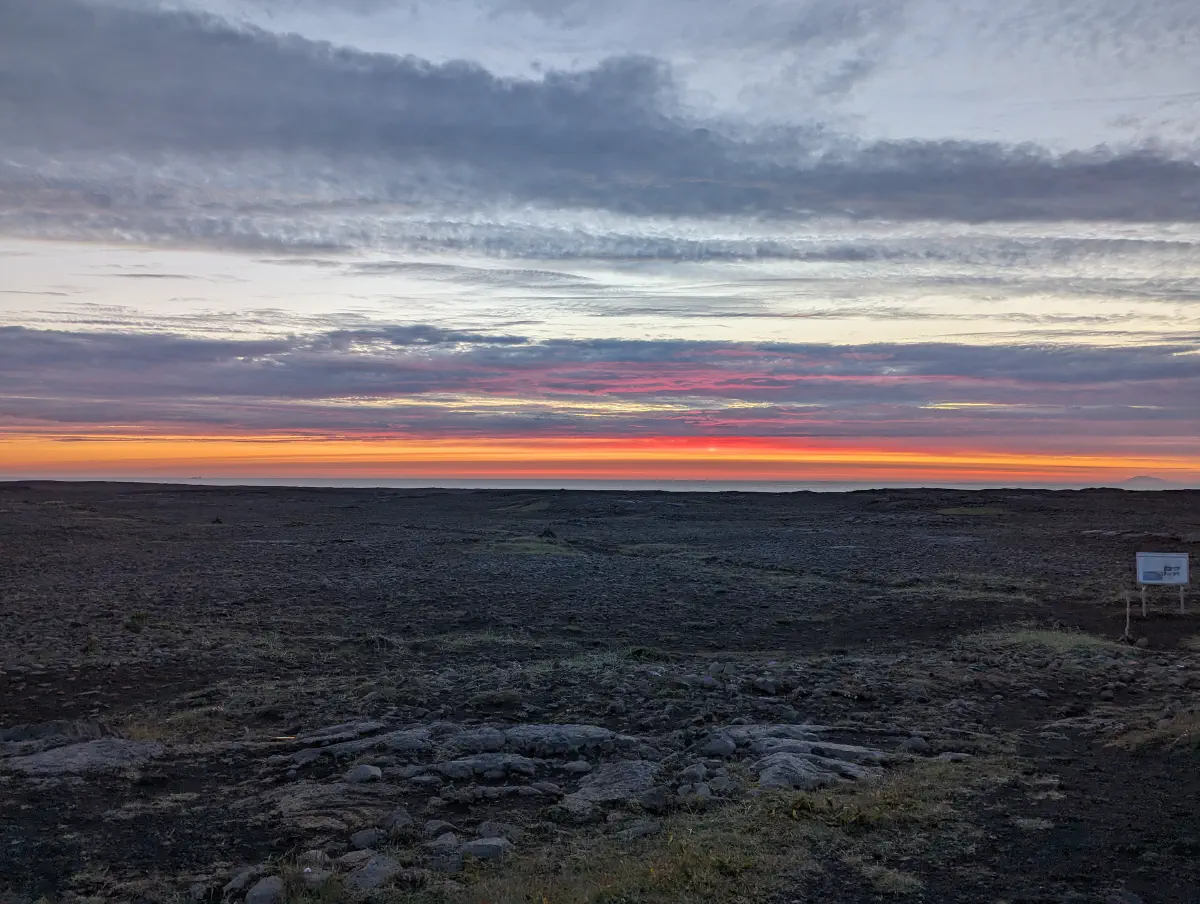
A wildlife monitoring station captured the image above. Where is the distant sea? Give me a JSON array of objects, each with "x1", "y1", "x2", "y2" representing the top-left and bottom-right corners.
[{"x1": 6, "y1": 477, "x2": 1195, "y2": 492}]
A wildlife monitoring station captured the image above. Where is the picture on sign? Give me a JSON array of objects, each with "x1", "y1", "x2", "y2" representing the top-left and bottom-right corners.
[{"x1": 1135, "y1": 552, "x2": 1189, "y2": 585}]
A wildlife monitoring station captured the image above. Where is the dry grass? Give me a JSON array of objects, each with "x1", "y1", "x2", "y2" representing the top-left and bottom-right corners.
[
  {"x1": 1180, "y1": 634, "x2": 1200, "y2": 652},
  {"x1": 119, "y1": 705, "x2": 241, "y2": 744},
  {"x1": 1108, "y1": 711, "x2": 1200, "y2": 751},
  {"x1": 964, "y1": 626, "x2": 1128, "y2": 655},
  {"x1": 936, "y1": 507, "x2": 1008, "y2": 516},
  {"x1": 414, "y1": 758, "x2": 1010, "y2": 904},
  {"x1": 413, "y1": 631, "x2": 569, "y2": 655}
]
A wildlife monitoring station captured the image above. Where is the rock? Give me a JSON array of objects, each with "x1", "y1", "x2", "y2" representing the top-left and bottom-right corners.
[
  {"x1": 677, "y1": 763, "x2": 707, "y2": 784},
  {"x1": 617, "y1": 818, "x2": 663, "y2": 841},
  {"x1": 504, "y1": 724, "x2": 626, "y2": 757},
  {"x1": 382, "y1": 807, "x2": 414, "y2": 833},
  {"x1": 436, "y1": 753, "x2": 538, "y2": 781},
  {"x1": 292, "y1": 748, "x2": 324, "y2": 766},
  {"x1": 443, "y1": 728, "x2": 506, "y2": 754},
  {"x1": 638, "y1": 787, "x2": 673, "y2": 814},
  {"x1": 222, "y1": 866, "x2": 267, "y2": 896},
  {"x1": 563, "y1": 760, "x2": 593, "y2": 774},
  {"x1": 350, "y1": 827, "x2": 383, "y2": 849},
  {"x1": 935, "y1": 752, "x2": 972, "y2": 763},
  {"x1": 344, "y1": 854, "x2": 403, "y2": 892},
  {"x1": 424, "y1": 819, "x2": 457, "y2": 838},
  {"x1": 245, "y1": 779, "x2": 403, "y2": 833},
  {"x1": 1104, "y1": 892, "x2": 1145, "y2": 904},
  {"x1": 567, "y1": 760, "x2": 661, "y2": 805},
  {"x1": 244, "y1": 876, "x2": 284, "y2": 904},
  {"x1": 338, "y1": 850, "x2": 374, "y2": 868},
  {"x1": 754, "y1": 752, "x2": 877, "y2": 791},
  {"x1": 1136, "y1": 637, "x2": 1150, "y2": 649},
  {"x1": 752, "y1": 677, "x2": 780, "y2": 695},
  {"x1": 345, "y1": 764, "x2": 383, "y2": 783},
  {"x1": 298, "y1": 850, "x2": 332, "y2": 868},
  {"x1": 4, "y1": 738, "x2": 163, "y2": 775},
  {"x1": 531, "y1": 780, "x2": 563, "y2": 796},
  {"x1": 708, "y1": 774, "x2": 738, "y2": 794},
  {"x1": 701, "y1": 733, "x2": 737, "y2": 758},
  {"x1": 901, "y1": 736, "x2": 931, "y2": 755},
  {"x1": 424, "y1": 831, "x2": 461, "y2": 852},
  {"x1": 429, "y1": 852, "x2": 464, "y2": 875},
  {"x1": 461, "y1": 837, "x2": 512, "y2": 860},
  {"x1": 476, "y1": 820, "x2": 523, "y2": 841},
  {"x1": 678, "y1": 782, "x2": 713, "y2": 807}
]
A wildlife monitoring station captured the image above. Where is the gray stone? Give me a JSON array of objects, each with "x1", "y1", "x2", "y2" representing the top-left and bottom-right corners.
[
  {"x1": 461, "y1": 837, "x2": 512, "y2": 860},
  {"x1": 562, "y1": 760, "x2": 593, "y2": 774},
  {"x1": 617, "y1": 818, "x2": 663, "y2": 841},
  {"x1": 424, "y1": 819, "x2": 457, "y2": 838},
  {"x1": 345, "y1": 764, "x2": 383, "y2": 783},
  {"x1": 344, "y1": 855, "x2": 403, "y2": 892},
  {"x1": 292, "y1": 748, "x2": 324, "y2": 766},
  {"x1": 935, "y1": 752, "x2": 973, "y2": 763},
  {"x1": 429, "y1": 851, "x2": 464, "y2": 874},
  {"x1": 436, "y1": 753, "x2": 538, "y2": 781},
  {"x1": 752, "y1": 677, "x2": 780, "y2": 695},
  {"x1": 748, "y1": 736, "x2": 887, "y2": 766},
  {"x1": 444, "y1": 727, "x2": 507, "y2": 754},
  {"x1": 677, "y1": 763, "x2": 707, "y2": 784},
  {"x1": 901, "y1": 736, "x2": 931, "y2": 755},
  {"x1": 244, "y1": 876, "x2": 284, "y2": 904},
  {"x1": 424, "y1": 831, "x2": 461, "y2": 852},
  {"x1": 297, "y1": 721, "x2": 386, "y2": 745},
  {"x1": 338, "y1": 850, "x2": 374, "y2": 868},
  {"x1": 568, "y1": 760, "x2": 660, "y2": 805},
  {"x1": 350, "y1": 827, "x2": 383, "y2": 850},
  {"x1": 222, "y1": 866, "x2": 267, "y2": 896},
  {"x1": 4, "y1": 738, "x2": 164, "y2": 775},
  {"x1": 383, "y1": 807, "x2": 415, "y2": 834},
  {"x1": 246, "y1": 778, "x2": 403, "y2": 833},
  {"x1": 678, "y1": 782, "x2": 713, "y2": 806},
  {"x1": 187, "y1": 882, "x2": 213, "y2": 903},
  {"x1": 638, "y1": 787, "x2": 673, "y2": 814},
  {"x1": 504, "y1": 724, "x2": 625, "y2": 757},
  {"x1": 298, "y1": 850, "x2": 332, "y2": 867},
  {"x1": 701, "y1": 733, "x2": 737, "y2": 758},
  {"x1": 476, "y1": 820, "x2": 523, "y2": 841},
  {"x1": 754, "y1": 751, "x2": 878, "y2": 791}
]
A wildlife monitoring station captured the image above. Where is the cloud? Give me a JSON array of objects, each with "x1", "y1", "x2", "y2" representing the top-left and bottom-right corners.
[
  {"x1": 2, "y1": 325, "x2": 1197, "y2": 442},
  {"x1": 2, "y1": 0, "x2": 1199, "y2": 244}
]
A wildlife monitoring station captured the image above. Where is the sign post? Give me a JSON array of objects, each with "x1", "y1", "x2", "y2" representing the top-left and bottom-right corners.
[{"x1": 1136, "y1": 552, "x2": 1190, "y2": 615}]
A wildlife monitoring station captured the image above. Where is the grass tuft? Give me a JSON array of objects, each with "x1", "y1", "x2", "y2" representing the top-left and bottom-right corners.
[{"x1": 964, "y1": 626, "x2": 1127, "y2": 655}]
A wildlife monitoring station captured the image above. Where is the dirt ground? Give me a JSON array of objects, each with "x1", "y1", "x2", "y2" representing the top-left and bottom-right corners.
[{"x1": 1, "y1": 482, "x2": 1198, "y2": 904}]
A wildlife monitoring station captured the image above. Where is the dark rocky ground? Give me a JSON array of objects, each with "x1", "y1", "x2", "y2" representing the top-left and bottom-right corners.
[{"x1": 1, "y1": 482, "x2": 1198, "y2": 904}]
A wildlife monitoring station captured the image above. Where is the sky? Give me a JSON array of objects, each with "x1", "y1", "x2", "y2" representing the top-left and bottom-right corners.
[{"x1": 1, "y1": 0, "x2": 1199, "y2": 486}]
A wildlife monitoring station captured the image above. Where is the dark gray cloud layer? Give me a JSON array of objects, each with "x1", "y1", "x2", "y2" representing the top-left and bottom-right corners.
[
  {"x1": 2, "y1": 0, "x2": 1199, "y2": 227},
  {"x1": 3, "y1": 325, "x2": 1197, "y2": 440}
]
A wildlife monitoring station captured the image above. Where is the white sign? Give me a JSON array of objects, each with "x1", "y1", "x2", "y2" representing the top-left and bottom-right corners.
[{"x1": 1136, "y1": 552, "x2": 1189, "y2": 585}]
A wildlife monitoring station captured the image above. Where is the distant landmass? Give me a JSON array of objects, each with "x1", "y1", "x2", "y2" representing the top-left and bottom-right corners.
[{"x1": 1119, "y1": 476, "x2": 1187, "y2": 490}]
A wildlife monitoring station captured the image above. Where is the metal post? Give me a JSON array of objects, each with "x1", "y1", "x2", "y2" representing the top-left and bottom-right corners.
[
  {"x1": 1124, "y1": 589, "x2": 1132, "y2": 639},
  {"x1": 1182, "y1": 586, "x2": 1187, "y2": 615},
  {"x1": 1141, "y1": 585, "x2": 1147, "y2": 617}
]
